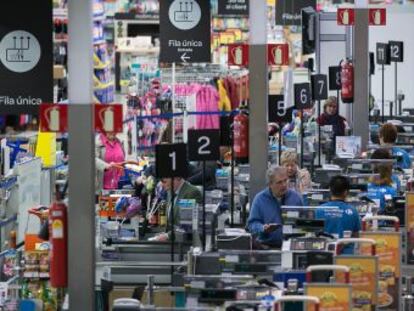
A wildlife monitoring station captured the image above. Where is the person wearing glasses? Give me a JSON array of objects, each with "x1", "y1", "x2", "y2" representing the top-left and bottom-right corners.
[{"x1": 247, "y1": 166, "x2": 303, "y2": 248}]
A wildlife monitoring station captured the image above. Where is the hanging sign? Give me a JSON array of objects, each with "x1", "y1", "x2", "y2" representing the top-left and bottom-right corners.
[
  {"x1": 160, "y1": 0, "x2": 211, "y2": 63},
  {"x1": 156, "y1": 143, "x2": 188, "y2": 178},
  {"x1": 388, "y1": 41, "x2": 404, "y2": 63},
  {"x1": 218, "y1": 0, "x2": 249, "y2": 16},
  {"x1": 311, "y1": 74, "x2": 328, "y2": 101},
  {"x1": 369, "y1": 8, "x2": 386, "y2": 26},
  {"x1": 294, "y1": 83, "x2": 312, "y2": 109},
  {"x1": 94, "y1": 104, "x2": 123, "y2": 133},
  {"x1": 267, "y1": 44, "x2": 289, "y2": 66},
  {"x1": 275, "y1": 0, "x2": 316, "y2": 26},
  {"x1": 329, "y1": 66, "x2": 342, "y2": 91},
  {"x1": 268, "y1": 95, "x2": 293, "y2": 123},
  {"x1": 337, "y1": 8, "x2": 355, "y2": 26},
  {"x1": 376, "y1": 43, "x2": 391, "y2": 65},
  {"x1": 228, "y1": 44, "x2": 249, "y2": 67},
  {"x1": 188, "y1": 129, "x2": 220, "y2": 161},
  {"x1": 39, "y1": 104, "x2": 68, "y2": 133},
  {"x1": 0, "y1": 0, "x2": 53, "y2": 114}
]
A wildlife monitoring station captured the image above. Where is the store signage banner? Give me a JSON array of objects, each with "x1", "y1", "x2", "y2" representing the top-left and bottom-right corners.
[
  {"x1": 268, "y1": 44, "x2": 289, "y2": 66},
  {"x1": 337, "y1": 8, "x2": 355, "y2": 26},
  {"x1": 0, "y1": 0, "x2": 52, "y2": 115},
  {"x1": 160, "y1": 0, "x2": 211, "y2": 63},
  {"x1": 360, "y1": 232, "x2": 401, "y2": 310},
  {"x1": 218, "y1": 0, "x2": 249, "y2": 16},
  {"x1": 369, "y1": 8, "x2": 386, "y2": 26},
  {"x1": 228, "y1": 44, "x2": 249, "y2": 67},
  {"x1": 94, "y1": 104, "x2": 123, "y2": 134},
  {"x1": 335, "y1": 256, "x2": 378, "y2": 310},
  {"x1": 275, "y1": 0, "x2": 316, "y2": 26},
  {"x1": 39, "y1": 104, "x2": 68, "y2": 133},
  {"x1": 305, "y1": 284, "x2": 352, "y2": 311}
]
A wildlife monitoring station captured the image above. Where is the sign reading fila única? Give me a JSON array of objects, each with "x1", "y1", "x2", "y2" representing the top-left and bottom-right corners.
[
  {"x1": 0, "y1": 1, "x2": 53, "y2": 114},
  {"x1": 160, "y1": 0, "x2": 211, "y2": 63}
]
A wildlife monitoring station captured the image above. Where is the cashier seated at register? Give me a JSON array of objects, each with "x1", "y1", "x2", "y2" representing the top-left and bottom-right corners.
[
  {"x1": 379, "y1": 123, "x2": 412, "y2": 169},
  {"x1": 247, "y1": 166, "x2": 303, "y2": 248},
  {"x1": 151, "y1": 177, "x2": 202, "y2": 242},
  {"x1": 316, "y1": 175, "x2": 361, "y2": 239}
]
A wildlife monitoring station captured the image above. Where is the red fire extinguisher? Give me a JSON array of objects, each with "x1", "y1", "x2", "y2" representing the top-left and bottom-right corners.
[
  {"x1": 340, "y1": 58, "x2": 354, "y2": 103},
  {"x1": 233, "y1": 111, "x2": 249, "y2": 163},
  {"x1": 49, "y1": 202, "x2": 68, "y2": 288}
]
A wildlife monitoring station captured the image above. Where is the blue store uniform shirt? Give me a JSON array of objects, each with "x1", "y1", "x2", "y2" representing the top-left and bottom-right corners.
[
  {"x1": 392, "y1": 146, "x2": 411, "y2": 169},
  {"x1": 316, "y1": 201, "x2": 361, "y2": 239},
  {"x1": 366, "y1": 183, "x2": 397, "y2": 211},
  {"x1": 247, "y1": 188, "x2": 303, "y2": 247}
]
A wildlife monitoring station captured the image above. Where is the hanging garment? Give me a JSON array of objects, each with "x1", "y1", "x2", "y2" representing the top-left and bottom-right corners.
[{"x1": 100, "y1": 134, "x2": 125, "y2": 189}]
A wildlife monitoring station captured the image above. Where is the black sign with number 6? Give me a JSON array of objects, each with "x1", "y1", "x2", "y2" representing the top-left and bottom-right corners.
[
  {"x1": 268, "y1": 95, "x2": 293, "y2": 123},
  {"x1": 311, "y1": 74, "x2": 328, "y2": 101},
  {"x1": 188, "y1": 129, "x2": 220, "y2": 161},
  {"x1": 376, "y1": 42, "x2": 390, "y2": 65},
  {"x1": 156, "y1": 143, "x2": 188, "y2": 178},
  {"x1": 294, "y1": 83, "x2": 312, "y2": 109},
  {"x1": 328, "y1": 66, "x2": 342, "y2": 91},
  {"x1": 388, "y1": 41, "x2": 404, "y2": 63}
]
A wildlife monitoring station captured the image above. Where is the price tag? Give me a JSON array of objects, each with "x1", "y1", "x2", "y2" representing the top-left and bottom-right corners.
[
  {"x1": 294, "y1": 83, "x2": 312, "y2": 109},
  {"x1": 188, "y1": 129, "x2": 220, "y2": 161},
  {"x1": 311, "y1": 74, "x2": 328, "y2": 101},
  {"x1": 388, "y1": 41, "x2": 404, "y2": 63},
  {"x1": 376, "y1": 42, "x2": 390, "y2": 65},
  {"x1": 268, "y1": 95, "x2": 293, "y2": 123},
  {"x1": 328, "y1": 66, "x2": 342, "y2": 91},
  {"x1": 155, "y1": 143, "x2": 188, "y2": 178}
]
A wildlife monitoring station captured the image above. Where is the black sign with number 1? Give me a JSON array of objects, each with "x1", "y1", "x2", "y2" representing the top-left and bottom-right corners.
[
  {"x1": 311, "y1": 74, "x2": 328, "y2": 101},
  {"x1": 188, "y1": 129, "x2": 220, "y2": 161},
  {"x1": 156, "y1": 143, "x2": 188, "y2": 178}
]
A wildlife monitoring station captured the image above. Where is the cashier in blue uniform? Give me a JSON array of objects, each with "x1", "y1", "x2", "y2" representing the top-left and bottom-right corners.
[
  {"x1": 379, "y1": 123, "x2": 412, "y2": 169},
  {"x1": 316, "y1": 176, "x2": 361, "y2": 240},
  {"x1": 366, "y1": 149, "x2": 398, "y2": 211},
  {"x1": 247, "y1": 166, "x2": 303, "y2": 248}
]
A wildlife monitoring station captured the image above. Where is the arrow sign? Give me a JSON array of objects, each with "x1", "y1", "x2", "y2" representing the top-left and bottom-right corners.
[{"x1": 181, "y1": 53, "x2": 190, "y2": 63}]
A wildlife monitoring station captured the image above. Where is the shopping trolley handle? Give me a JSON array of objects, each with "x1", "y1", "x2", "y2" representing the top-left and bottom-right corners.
[
  {"x1": 362, "y1": 215, "x2": 400, "y2": 232},
  {"x1": 306, "y1": 265, "x2": 350, "y2": 283},
  {"x1": 335, "y1": 238, "x2": 376, "y2": 255}
]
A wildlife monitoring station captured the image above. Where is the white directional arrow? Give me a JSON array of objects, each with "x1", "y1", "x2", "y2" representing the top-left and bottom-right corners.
[{"x1": 181, "y1": 52, "x2": 190, "y2": 63}]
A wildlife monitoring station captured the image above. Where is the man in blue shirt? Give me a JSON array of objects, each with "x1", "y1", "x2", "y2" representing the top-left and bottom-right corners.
[
  {"x1": 247, "y1": 166, "x2": 303, "y2": 248},
  {"x1": 316, "y1": 176, "x2": 361, "y2": 240},
  {"x1": 379, "y1": 123, "x2": 412, "y2": 169}
]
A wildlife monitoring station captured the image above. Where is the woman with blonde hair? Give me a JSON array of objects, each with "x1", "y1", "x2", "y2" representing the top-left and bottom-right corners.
[{"x1": 280, "y1": 150, "x2": 312, "y2": 193}]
